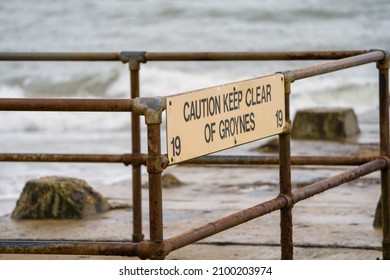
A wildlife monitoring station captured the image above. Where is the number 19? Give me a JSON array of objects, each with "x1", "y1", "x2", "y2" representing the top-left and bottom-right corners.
[
  {"x1": 170, "y1": 136, "x2": 181, "y2": 157},
  {"x1": 275, "y1": 109, "x2": 283, "y2": 128}
]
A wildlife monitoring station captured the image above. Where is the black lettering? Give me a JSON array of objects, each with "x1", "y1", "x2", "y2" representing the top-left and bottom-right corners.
[
  {"x1": 191, "y1": 101, "x2": 201, "y2": 119},
  {"x1": 250, "y1": 112, "x2": 255, "y2": 130},
  {"x1": 200, "y1": 98, "x2": 207, "y2": 118},
  {"x1": 239, "y1": 113, "x2": 247, "y2": 133},
  {"x1": 261, "y1": 86, "x2": 267, "y2": 103},
  {"x1": 223, "y1": 88, "x2": 241, "y2": 112},
  {"x1": 256, "y1": 86, "x2": 261, "y2": 105},
  {"x1": 245, "y1": 88, "x2": 252, "y2": 107},
  {"x1": 230, "y1": 117, "x2": 236, "y2": 137},
  {"x1": 183, "y1": 102, "x2": 190, "y2": 122},
  {"x1": 208, "y1": 97, "x2": 215, "y2": 116},
  {"x1": 228, "y1": 91, "x2": 234, "y2": 110},
  {"x1": 183, "y1": 96, "x2": 222, "y2": 122},
  {"x1": 266, "y1": 84, "x2": 272, "y2": 102},
  {"x1": 224, "y1": 119, "x2": 230, "y2": 138},
  {"x1": 223, "y1": 93, "x2": 229, "y2": 112},
  {"x1": 219, "y1": 119, "x2": 224, "y2": 139},
  {"x1": 218, "y1": 113, "x2": 256, "y2": 140},
  {"x1": 232, "y1": 88, "x2": 242, "y2": 110},
  {"x1": 209, "y1": 95, "x2": 221, "y2": 116},
  {"x1": 204, "y1": 122, "x2": 216, "y2": 143}
]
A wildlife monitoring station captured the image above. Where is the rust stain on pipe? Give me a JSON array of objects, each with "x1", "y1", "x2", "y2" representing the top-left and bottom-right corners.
[
  {"x1": 0, "y1": 240, "x2": 139, "y2": 256},
  {"x1": 0, "y1": 98, "x2": 134, "y2": 112},
  {"x1": 0, "y1": 153, "x2": 147, "y2": 165}
]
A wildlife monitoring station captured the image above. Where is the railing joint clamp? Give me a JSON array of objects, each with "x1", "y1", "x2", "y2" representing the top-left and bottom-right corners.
[
  {"x1": 133, "y1": 97, "x2": 166, "y2": 125},
  {"x1": 137, "y1": 241, "x2": 172, "y2": 260},
  {"x1": 278, "y1": 193, "x2": 294, "y2": 208},
  {"x1": 278, "y1": 70, "x2": 295, "y2": 86},
  {"x1": 374, "y1": 49, "x2": 390, "y2": 70},
  {"x1": 379, "y1": 156, "x2": 390, "y2": 169},
  {"x1": 121, "y1": 153, "x2": 147, "y2": 166},
  {"x1": 119, "y1": 51, "x2": 147, "y2": 69},
  {"x1": 147, "y1": 155, "x2": 169, "y2": 174}
]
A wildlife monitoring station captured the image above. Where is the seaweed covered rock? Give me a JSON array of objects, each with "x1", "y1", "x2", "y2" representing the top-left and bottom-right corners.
[
  {"x1": 292, "y1": 108, "x2": 360, "y2": 140},
  {"x1": 11, "y1": 176, "x2": 111, "y2": 219},
  {"x1": 143, "y1": 173, "x2": 183, "y2": 189}
]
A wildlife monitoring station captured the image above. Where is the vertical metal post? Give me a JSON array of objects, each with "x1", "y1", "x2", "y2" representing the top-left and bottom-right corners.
[
  {"x1": 147, "y1": 123, "x2": 164, "y2": 243},
  {"x1": 279, "y1": 74, "x2": 293, "y2": 259},
  {"x1": 130, "y1": 61, "x2": 144, "y2": 242},
  {"x1": 378, "y1": 52, "x2": 390, "y2": 260},
  {"x1": 134, "y1": 96, "x2": 166, "y2": 259}
]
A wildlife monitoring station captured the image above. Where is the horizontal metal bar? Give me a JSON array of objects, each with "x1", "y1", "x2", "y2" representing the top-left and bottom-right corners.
[
  {"x1": 182, "y1": 155, "x2": 380, "y2": 166},
  {"x1": 0, "y1": 98, "x2": 134, "y2": 112},
  {"x1": 0, "y1": 153, "x2": 147, "y2": 166},
  {"x1": 288, "y1": 51, "x2": 385, "y2": 81},
  {"x1": 168, "y1": 195, "x2": 287, "y2": 251},
  {"x1": 292, "y1": 157, "x2": 388, "y2": 203},
  {"x1": 0, "y1": 52, "x2": 122, "y2": 61},
  {"x1": 0, "y1": 240, "x2": 139, "y2": 256},
  {"x1": 145, "y1": 51, "x2": 369, "y2": 61},
  {"x1": 0, "y1": 51, "x2": 369, "y2": 62}
]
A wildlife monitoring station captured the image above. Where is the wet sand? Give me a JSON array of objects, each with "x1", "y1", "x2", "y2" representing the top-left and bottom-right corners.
[{"x1": 0, "y1": 110, "x2": 385, "y2": 260}]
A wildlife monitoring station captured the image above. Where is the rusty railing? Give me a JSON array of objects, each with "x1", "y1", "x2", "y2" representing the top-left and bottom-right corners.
[{"x1": 0, "y1": 50, "x2": 389, "y2": 259}]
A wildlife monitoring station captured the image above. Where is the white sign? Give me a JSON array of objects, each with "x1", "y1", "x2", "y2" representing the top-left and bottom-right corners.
[{"x1": 166, "y1": 73, "x2": 285, "y2": 165}]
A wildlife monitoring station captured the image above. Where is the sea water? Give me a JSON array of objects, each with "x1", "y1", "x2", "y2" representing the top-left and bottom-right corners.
[{"x1": 0, "y1": 0, "x2": 389, "y2": 199}]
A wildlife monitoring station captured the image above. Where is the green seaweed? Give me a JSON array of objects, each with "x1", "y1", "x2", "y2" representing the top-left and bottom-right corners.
[{"x1": 11, "y1": 176, "x2": 111, "y2": 220}]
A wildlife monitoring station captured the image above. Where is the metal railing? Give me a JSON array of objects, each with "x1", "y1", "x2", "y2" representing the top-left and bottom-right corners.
[{"x1": 0, "y1": 50, "x2": 389, "y2": 259}]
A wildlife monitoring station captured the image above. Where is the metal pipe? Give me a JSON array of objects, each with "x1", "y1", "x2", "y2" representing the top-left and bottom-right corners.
[
  {"x1": 0, "y1": 153, "x2": 147, "y2": 165},
  {"x1": 0, "y1": 240, "x2": 139, "y2": 256},
  {"x1": 378, "y1": 53, "x2": 390, "y2": 260},
  {"x1": 279, "y1": 77, "x2": 293, "y2": 260},
  {"x1": 0, "y1": 52, "x2": 122, "y2": 61},
  {"x1": 289, "y1": 51, "x2": 385, "y2": 81},
  {"x1": 168, "y1": 195, "x2": 288, "y2": 251},
  {"x1": 130, "y1": 64, "x2": 144, "y2": 242},
  {"x1": 145, "y1": 51, "x2": 368, "y2": 61},
  {"x1": 292, "y1": 158, "x2": 388, "y2": 204},
  {"x1": 0, "y1": 98, "x2": 134, "y2": 112},
  {"x1": 1, "y1": 153, "x2": 378, "y2": 166},
  {"x1": 183, "y1": 155, "x2": 380, "y2": 166},
  {"x1": 0, "y1": 51, "x2": 369, "y2": 62},
  {"x1": 147, "y1": 124, "x2": 164, "y2": 243}
]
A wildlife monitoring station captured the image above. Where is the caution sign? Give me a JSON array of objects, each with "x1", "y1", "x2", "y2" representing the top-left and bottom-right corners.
[{"x1": 166, "y1": 73, "x2": 285, "y2": 165}]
